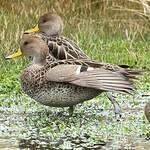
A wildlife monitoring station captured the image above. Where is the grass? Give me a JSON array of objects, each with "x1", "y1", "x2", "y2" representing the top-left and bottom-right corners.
[{"x1": 0, "y1": 0, "x2": 150, "y2": 149}]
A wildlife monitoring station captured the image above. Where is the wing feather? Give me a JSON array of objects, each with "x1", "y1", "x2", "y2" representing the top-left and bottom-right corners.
[{"x1": 46, "y1": 65, "x2": 136, "y2": 94}]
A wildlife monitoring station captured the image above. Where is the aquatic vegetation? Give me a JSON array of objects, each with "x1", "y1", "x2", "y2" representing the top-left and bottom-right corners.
[{"x1": 1, "y1": 0, "x2": 150, "y2": 149}]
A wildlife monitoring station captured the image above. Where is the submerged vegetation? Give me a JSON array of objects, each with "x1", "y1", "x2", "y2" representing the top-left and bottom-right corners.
[{"x1": 0, "y1": 0, "x2": 150, "y2": 149}]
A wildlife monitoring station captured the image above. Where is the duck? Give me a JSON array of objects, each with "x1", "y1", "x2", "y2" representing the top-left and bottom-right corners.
[
  {"x1": 142, "y1": 93, "x2": 150, "y2": 122},
  {"x1": 6, "y1": 36, "x2": 145, "y2": 116},
  {"x1": 24, "y1": 12, "x2": 131, "y2": 116},
  {"x1": 145, "y1": 101, "x2": 150, "y2": 122},
  {"x1": 24, "y1": 12, "x2": 90, "y2": 60}
]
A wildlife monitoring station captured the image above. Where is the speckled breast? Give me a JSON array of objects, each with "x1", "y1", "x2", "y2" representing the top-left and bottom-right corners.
[{"x1": 20, "y1": 65, "x2": 101, "y2": 107}]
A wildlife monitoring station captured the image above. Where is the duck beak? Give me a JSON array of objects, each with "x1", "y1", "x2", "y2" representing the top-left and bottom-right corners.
[
  {"x1": 142, "y1": 92, "x2": 150, "y2": 97},
  {"x1": 24, "y1": 24, "x2": 39, "y2": 34},
  {"x1": 6, "y1": 48, "x2": 22, "y2": 59}
]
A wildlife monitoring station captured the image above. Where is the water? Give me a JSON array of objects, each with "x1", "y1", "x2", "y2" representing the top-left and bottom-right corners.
[{"x1": 0, "y1": 90, "x2": 150, "y2": 149}]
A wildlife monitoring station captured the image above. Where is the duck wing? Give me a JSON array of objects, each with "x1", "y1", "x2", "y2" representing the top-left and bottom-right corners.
[
  {"x1": 46, "y1": 64, "x2": 135, "y2": 94},
  {"x1": 31, "y1": 33, "x2": 90, "y2": 60}
]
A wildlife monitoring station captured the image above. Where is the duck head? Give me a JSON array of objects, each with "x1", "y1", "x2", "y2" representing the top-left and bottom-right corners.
[
  {"x1": 24, "y1": 13, "x2": 63, "y2": 36},
  {"x1": 6, "y1": 36, "x2": 49, "y2": 65}
]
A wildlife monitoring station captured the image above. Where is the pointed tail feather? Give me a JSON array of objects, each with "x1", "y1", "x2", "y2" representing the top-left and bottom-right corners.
[{"x1": 121, "y1": 69, "x2": 147, "y2": 80}]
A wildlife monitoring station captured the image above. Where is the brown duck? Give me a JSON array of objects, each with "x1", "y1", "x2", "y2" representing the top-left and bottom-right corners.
[
  {"x1": 142, "y1": 93, "x2": 150, "y2": 122},
  {"x1": 24, "y1": 12, "x2": 133, "y2": 115},
  {"x1": 145, "y1": 101, "x2": 150, "y2": 122},
  {"x1": 6, "y1": 36, "x2": 144, "y2": 116},
  {"x1": 24, "y1": 12, "x2": 90, "y2": 60}
]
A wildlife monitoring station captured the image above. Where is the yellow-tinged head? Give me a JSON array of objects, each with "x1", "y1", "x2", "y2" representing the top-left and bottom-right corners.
[
  {"x1": 24, "y1": 12, "x2": 63, "y2": 36},
  {"x1": 6, "y1": 36, "x2": 50, "y2": 65}
]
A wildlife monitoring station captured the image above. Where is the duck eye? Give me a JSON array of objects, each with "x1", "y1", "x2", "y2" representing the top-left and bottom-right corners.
[
  {"x1": 24, "y1": 41, "x2": 28, "y2": 45},
  {"x1": 43, "y1": 19, "x2": 46, "y2": 23}
]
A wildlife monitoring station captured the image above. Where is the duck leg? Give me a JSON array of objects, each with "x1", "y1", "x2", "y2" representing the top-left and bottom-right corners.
[
  {"x1": 68, "y1": 106, "x2": 74, "y2": 116},
  {"x1": 106, "y1": 93, "x2": 122, "y2": 117}
]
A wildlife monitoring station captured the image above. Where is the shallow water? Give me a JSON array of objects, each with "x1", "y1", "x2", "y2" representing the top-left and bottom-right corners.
[{"x1": 0, "y1": 89, "x2": 150, "y2": 150}]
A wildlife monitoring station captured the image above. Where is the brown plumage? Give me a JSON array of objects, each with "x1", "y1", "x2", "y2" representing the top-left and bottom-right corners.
[
  {"x1": 6, "y1": 36, "x2": 145, "y2": 115},
  {"x1": 24, "y1": 12, "x2": 90, "y2": 60},
  {"x1": 23, "y1": 12, "x2": 147, "y2": 116},
  {"x1": 145, "y1": 101, "x2": 150, "y2": 122}
]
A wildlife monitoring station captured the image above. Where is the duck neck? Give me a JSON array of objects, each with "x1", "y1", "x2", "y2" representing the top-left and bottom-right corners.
[{"x1": 32, "y1": 55, "x2": 47, "y2": 66}]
